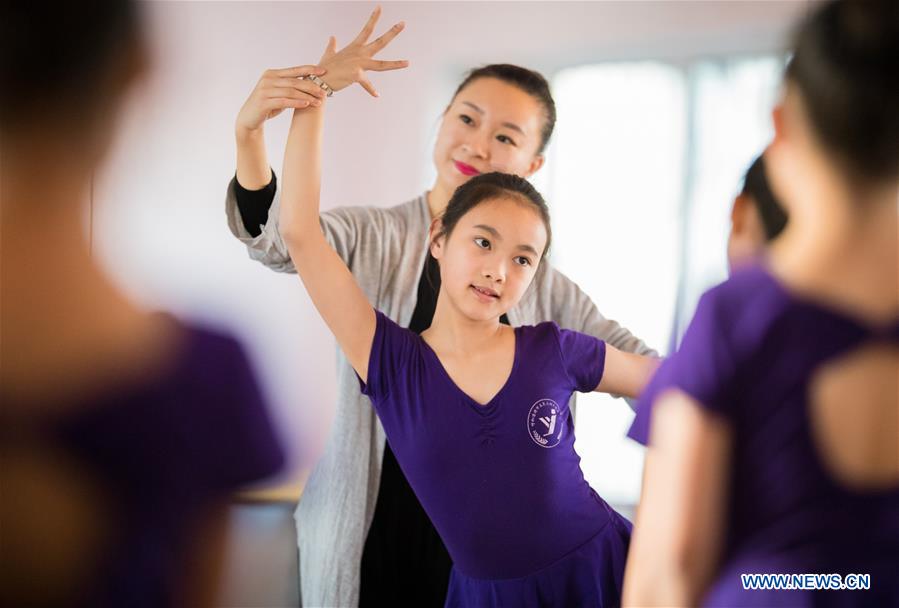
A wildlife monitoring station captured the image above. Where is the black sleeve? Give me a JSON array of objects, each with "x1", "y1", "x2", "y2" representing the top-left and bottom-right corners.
[{"x1": 234, "y1": 169, "x2": 276, "y2": 237}]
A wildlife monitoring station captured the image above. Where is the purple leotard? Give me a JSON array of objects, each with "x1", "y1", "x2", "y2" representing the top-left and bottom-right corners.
[
  {"x1": 629, "y1": 266, "x2": 899, "y2": 606},
  {"x1": 5, "y1": 321, "x2": 285, "y2": 607},
  {"x1": 361, "y1": 311, "x2": 631, "y2": 607}
]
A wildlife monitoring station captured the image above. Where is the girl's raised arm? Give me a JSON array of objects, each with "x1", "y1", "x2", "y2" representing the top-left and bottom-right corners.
[
  {"x1": 278, "y1": 9, "x2": 408, "y2": 383},
  {"x1": 279, "y1": 105, "x2": 377, "y2": 382}
]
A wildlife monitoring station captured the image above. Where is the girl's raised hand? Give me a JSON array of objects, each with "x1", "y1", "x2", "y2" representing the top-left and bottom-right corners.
[
  {"x1": 317, "y1": 6, "x2": 409, "y2": 97},
  {"x1": 236, "y1": 64, "x2": 331, "y2": 136}
]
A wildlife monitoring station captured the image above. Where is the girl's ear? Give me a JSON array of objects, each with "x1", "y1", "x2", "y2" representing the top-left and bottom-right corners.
[
  {"x1": 765, "y1": 99, "x2": 798, "y2": 211},
  {"x1": 730, "y1": 194, "x2": 748, "y2": 234},
  {"x1": 771, "y1": 103, "x2": 785, "y2": 146},
  {"x1": 429, "y1": 218, "x2": 446, "y2": 260}
]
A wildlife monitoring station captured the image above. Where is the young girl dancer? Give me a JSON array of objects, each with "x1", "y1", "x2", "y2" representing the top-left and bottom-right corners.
[
  {"x1": 227, "y1": 8, "x2": 656, "y2": 605},
  {"x1": 624, "y1": 0, "x2": 899, "y2": 605},
  {"x1": 277, "y1": 36, "x2": 659, "y2": 608},
  {"x1": 0, "y1": 2, "x2": 284, "y2": 606}
]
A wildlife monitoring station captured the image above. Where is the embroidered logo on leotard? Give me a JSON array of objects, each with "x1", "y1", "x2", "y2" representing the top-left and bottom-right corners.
[{"x1": 527, "y1": 399, "x2": 564, "y2": 448}]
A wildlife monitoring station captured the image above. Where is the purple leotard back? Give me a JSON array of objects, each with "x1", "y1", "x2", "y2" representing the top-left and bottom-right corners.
[
  {"x1": 629, "y1": 266, "x2": 899, "y2": 606},
  {"x1": 10, "y1": 322, "x2": 286, "y2": 607},
  {"x1": 361, "y1": 311, "x2": 616, "y2": 580}
]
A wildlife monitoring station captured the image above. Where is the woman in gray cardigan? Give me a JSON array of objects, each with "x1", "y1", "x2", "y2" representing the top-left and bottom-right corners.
[{"x1": 227, "y1": 10, "x2": 656, "y2": 606}]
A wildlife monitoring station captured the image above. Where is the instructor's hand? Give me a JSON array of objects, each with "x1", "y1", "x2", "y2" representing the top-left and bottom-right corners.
[{"x1": 236, "y1": 64, "x2": 329, "y2": 137}]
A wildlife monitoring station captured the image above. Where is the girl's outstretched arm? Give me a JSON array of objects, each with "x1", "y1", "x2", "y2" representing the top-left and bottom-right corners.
[{"x1": 595, "y1": 347, "x2": 661, "y2": 398}]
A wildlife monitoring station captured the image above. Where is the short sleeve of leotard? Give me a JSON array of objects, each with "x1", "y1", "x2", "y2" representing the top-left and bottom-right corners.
[
  {"x1": 359, "y1": 310, "x2": 419, "y2": 402},
  {"x1": 55, "y1": 327, "x2": 286, "y2": 499},
  {"x1": 628, "y1": 287, "x2": 738, "y2": 446},
  {"x1": 192, "y1": 333, "x2": 287, "y2": 491},
  {"x1": 552, "y1": 324, "x2": 607, "y2": 393}
]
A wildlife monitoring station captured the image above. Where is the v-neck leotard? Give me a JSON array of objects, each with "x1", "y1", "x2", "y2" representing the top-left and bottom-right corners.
[{"x1": 360, "y1": 310, "x2": 625, "y2": 584}]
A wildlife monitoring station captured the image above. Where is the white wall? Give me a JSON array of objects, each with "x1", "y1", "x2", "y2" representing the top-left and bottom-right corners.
[{"x1": 92, "y1": 1, "x2": 809, "y2": 483}]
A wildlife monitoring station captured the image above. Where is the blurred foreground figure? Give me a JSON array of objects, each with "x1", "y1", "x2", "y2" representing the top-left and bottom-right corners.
[
  {"x1": 0, "y1": 3, "x2": 285, "y2": 606},
  {"x1": 624, "y1": 0, "x2": 899, "y2": 605}
]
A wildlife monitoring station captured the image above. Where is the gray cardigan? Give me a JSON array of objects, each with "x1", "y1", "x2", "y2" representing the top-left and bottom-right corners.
[{"x1": 225, "y1": 179, "x2": 657, "y2": 607}]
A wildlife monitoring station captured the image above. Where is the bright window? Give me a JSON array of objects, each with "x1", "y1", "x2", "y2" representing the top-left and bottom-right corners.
[{"x1": 539, "y1": 56, "x2": 783, "y2": 508}]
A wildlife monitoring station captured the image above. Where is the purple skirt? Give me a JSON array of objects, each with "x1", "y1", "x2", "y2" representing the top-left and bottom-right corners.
[{"x1": 445, "y1": 506, "x2": 632, "y2": 608}]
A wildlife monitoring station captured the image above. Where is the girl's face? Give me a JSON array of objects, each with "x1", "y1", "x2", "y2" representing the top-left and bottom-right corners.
[
  {"x1": 726, "y1": 194, "x2": 768, "y2": 273},
  {"x1": 430, "y1": 197, "x2": 548, "y2": 323},
  {"x1": 432, "y1": 78, "x2": 546, "y2": 197}
]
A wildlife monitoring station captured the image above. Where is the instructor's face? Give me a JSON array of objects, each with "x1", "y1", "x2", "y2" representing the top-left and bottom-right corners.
[{"x1": 432, "y1": 77, "x2": 545, "y2": 195}]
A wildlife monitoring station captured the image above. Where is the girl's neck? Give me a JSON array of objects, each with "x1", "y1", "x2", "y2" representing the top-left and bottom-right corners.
[
  {"x1": 422, "y1": 289, "x2": 508, "y2": 355},
  {"x1": 3, "y1": 165, "x2": 98, "y2": 275},
  {"x1": 1, "y1": 168, "x2": 164, "y2": 406},
  {"x1": 768, "y1": 185, "x2": 899, "y2": 325}
]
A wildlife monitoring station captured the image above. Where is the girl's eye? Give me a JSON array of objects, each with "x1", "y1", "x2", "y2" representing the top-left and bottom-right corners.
[
  {"x1": 459, "y1": 114, "x2": 474, "y2": 125},
  {"x1": 474, "y1": 237, "x2": 490, "y2": 249},
  {"x1": 497, "y1": 134, "x2": 517, "y2": 146},
  {"x1": 514, "y1": 256, "x2": 532, "y2": 267}
]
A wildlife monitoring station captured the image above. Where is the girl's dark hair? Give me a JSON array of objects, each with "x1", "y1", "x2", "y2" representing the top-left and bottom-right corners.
[
  {"x1": 0, "y1": 1, "x2": 144, "y2": 132},
  {"x1": 785, "y1": 0, "x2": 899, "y2": 182},
  {"x1": 450, "y1": 64, "x2": 557, "y2": 154},
  {"x1": 435, "y1": 172, "x2": 552, "y2": 259},
  {"x1": 741, "y1": 155, "x2": 788, "y2": 241}
]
